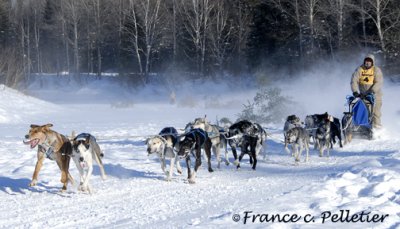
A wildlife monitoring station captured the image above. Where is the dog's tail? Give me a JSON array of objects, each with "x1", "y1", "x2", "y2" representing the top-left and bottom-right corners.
[{"x1": 69, "y1": 131, "x2": 76, "y2": 141}]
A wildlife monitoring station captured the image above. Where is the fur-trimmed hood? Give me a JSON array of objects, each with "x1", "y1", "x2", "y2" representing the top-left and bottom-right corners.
[{"x1": 364, "y1": 54, "x2": 375, "y2": 66}]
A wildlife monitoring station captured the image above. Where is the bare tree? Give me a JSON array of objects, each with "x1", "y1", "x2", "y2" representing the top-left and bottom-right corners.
[
  {"x1": 125, "y1": 0, "x2": 143, "y2": 75},
  {"x1": 326, "y1": 0, "x2": 349, "y2": 50},
  {"x1": 270, "y1": 0, "x2": 304, "y2": 60},
  {"x1": 30, "y1": 0, "x2": 46, "y2": 74},
  {"x1": 208, "y1": 0, "x2": 233, "y2": 73},
  {"x1": 179, "y1": 0, "x2": 214, "y2": 75},
  {"x1": 62, "y1": 0, "x2": 85, "y2": 76},
  {"x1": 139, "y1": 0, "x2": 162, "y2": 77},
  {"x1": 231, "y1": 0, "x2": 251, "y2": 74},
  {"x1": 355, "y1": 0, "x2": 400, "y2": 59}
]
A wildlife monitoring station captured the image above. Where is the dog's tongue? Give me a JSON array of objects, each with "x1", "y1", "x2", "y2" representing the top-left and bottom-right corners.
[
  {"x1": 23, "y1": 139, "x2": 39, "y2": 148},
  {"x1": 80, "y1": 162, "x2": 86, "y2": 168}
]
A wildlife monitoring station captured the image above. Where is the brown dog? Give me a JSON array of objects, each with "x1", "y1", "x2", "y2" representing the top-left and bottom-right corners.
[{"x1": 24, "y1": 124, "x2": 74, "y2": 191}]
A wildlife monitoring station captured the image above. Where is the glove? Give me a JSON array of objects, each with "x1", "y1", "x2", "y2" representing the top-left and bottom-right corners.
[{"x1": 352, "y1": 91, "x2": 360, "y2": 97}]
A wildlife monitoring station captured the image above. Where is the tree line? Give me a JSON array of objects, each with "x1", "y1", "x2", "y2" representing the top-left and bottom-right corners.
[{"x1": 0, "y1": 0, "x2": 399, "y2": 88}]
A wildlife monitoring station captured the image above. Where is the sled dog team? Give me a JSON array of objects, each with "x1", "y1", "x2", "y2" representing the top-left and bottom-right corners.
[{"x1": 23, "y1": 113, "x2": 344, "y2": 191}]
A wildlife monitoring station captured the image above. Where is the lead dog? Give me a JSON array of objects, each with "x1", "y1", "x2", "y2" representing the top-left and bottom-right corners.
[
  {"x1": 178, "y1": 128, "x2": 213, "y2": 184},
  {"x1": 23, "y1": 124, "x2": 74, "y2": 191},
  {"x1": 285, "y1": 127, "x2": 310, "y2": 162},
  {"x1": 70, "y1": 133, "x2": 106, "y2": 194},
  {"x1": 146, "y1": 127, "x2": 183, "y2": 181}
]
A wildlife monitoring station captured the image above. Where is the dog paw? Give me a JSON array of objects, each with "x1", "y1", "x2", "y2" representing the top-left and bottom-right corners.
[
  {"x1": 188, "y1": 179, "x2": 196, "y2": 184},
  {"x1": 29, "y1": 179, "x2": 37, "y2": 187},
  {"x1": 233, "y1": 160, "x2": 239, "y2": 166},
  {"x1": 225, "y1": 161, "x2": 230, "y2": 166},
  {"x1": 101, "y1": 175, "x2": 107, "y2": 180},
  {"x1": 208, "y1": 168, "x2": 214, "y2": 173}
]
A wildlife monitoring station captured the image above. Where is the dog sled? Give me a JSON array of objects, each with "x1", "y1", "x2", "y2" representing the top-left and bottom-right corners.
[{"x1": 342, "y1": 94, "x2": 375, "y2": 141}]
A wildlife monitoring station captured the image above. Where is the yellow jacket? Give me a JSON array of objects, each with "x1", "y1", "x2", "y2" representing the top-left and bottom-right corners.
[{"x1": 351, "y1": 54, "x2": 383, "y2": 100}]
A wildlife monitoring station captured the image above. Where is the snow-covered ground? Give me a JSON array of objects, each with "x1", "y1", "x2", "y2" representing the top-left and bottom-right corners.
[{"x1": 0, "y1": 72, "x2": 399, "y2": 228}]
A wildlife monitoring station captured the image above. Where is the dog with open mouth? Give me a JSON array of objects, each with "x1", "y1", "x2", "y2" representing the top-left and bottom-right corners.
[{"x1": 23, "y1": 124, "x2": 74, "y2": 191}]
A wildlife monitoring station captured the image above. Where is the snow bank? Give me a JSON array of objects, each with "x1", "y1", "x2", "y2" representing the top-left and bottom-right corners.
[{"x1": 0, "y1": 84, "x2": 60, "y2": 124}]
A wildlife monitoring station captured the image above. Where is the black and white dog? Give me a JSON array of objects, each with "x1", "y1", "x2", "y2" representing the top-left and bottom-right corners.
[
  {"x1": 315, "y1": 120, "x2": 331, "y2": 157},
  {"x1": 285, "y1": 127, "x2": 310, "y2": 162},
  {"x1": 227, "y1": 120, "x2": 266, "y2": 170},
  {"x1": 146, "y1": 127, "x2": 182, "y2": 181},
  {"x1": 329, "y1": 116, "x2": 343, "y2": 148},
  {"x1": 70, "y1": 133, "x2": 106, "y2": 194},
  {"x1": 305, "y1": 112, "x2": 330, "y2": 146},
  {"x1": 177, "y1": 128, "x2": 213, "y2": 184},
  {"x1": 305, "y1": 112, "x2": 342, "y2": 149},
  {"x1": 283, "y1": 115, "x2": 303, "y2": 153}
]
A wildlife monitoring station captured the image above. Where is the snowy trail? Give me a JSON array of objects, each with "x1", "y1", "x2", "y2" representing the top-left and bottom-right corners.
[
  {"x1": 0, "y1": 85, "x2": 399, "y2": 228},
  {"x1": 1, "y1": 122, "x2": 399, "y2": 228}
]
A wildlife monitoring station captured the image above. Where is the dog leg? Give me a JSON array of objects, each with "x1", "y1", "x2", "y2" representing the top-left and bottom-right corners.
[
  {"x1": 57, "y1": 154, "x2": 70, "y2": 191},
  {"x1": 67, "y1": 172, "x2": 75, "y2": 186},
  {"x1": 186, "y1": 157, "x2": 195, "y2": 184},
  {"x1": 159, "y1": 155, "x2": 166, "y2": 173},
  {"x1": 87, "y1": 184, "x2": 93, "y2": 195},
  {"x1": 294, "y1": 144, "x2": 300, "y2": 162},
  {"x1": 230, "y1": 142, "x2": 239, "y2": 166},
  {"x1": 223, "y1": 140, "x2": 230, "y2": 166},
  {"x1": 76, "y1": 163, "x2": 85, "y2": 192},
  {"x1": 291, "y1": 146, "x2": 296, "y2": 161},
  {"x1": 166, "y1": 157, "x2": 175, "y2": 181},
  {"x1": 298, "y1": 143, "x2": 303, "y2": 162},
  {"x1": 250, "y1": 138, "x2": 257, "y2": 170},
  {"x1": 255, "y1": 140, "x2": 263, "y2": 160},
  {"x1": 30, "y1": 152, "x2": 45, "y2": 187},
  {"x1": 93, "y1": 150, "x2": 107, "y2": 180},
  {"x1": 83, "y1": 165, "x2": 93, "y2": 193},
  {"x1": 305, "y1": 142, "x2": 309, "y2": 162},
  {"x1": 237, "y1": 152, "x2": 245, "y2": 169},
  {"x1": 251, "y1": 152, "x2": 257, "y2": 170},
  {"x1": 326, "y1": 142, "x2": 330, "y2": 157},
  {"x1": 214, "y1": 145, "x2": 221, "y2": 169},
  {"x1": 205, "y1": 140, "x2": 213, "y2": 173},
  {"x1": 175, "y1": 154, "x2": 183, "y2": 174}
]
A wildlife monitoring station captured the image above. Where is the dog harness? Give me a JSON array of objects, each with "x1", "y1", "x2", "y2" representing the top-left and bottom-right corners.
[
  {"x1": 40, "y1": 145, "x2": 55, "y2": 160},
  {"x1": 75, "y1": 133, "x2": 93, "y2": 142},
  {"x1": 159, "y1": 127, "x2": 178, "y2": 145},
  {"x1": 37, "y1": 134, "x2": 57, "y2": 160},
  {"x1": 188, "y1": 128, "x2": 207, "y2": 147},
  {"x1": 359, "y1": 67, "x2": 374, "y2": 85}
]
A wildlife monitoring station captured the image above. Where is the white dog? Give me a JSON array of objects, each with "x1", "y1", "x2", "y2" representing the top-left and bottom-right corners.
[
  {"x1": 146, "y1": 130, "x2": 182, "y2": 181},
  {"x1": 71, "y1": 133, "x2": 106, "y2": 194}
]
